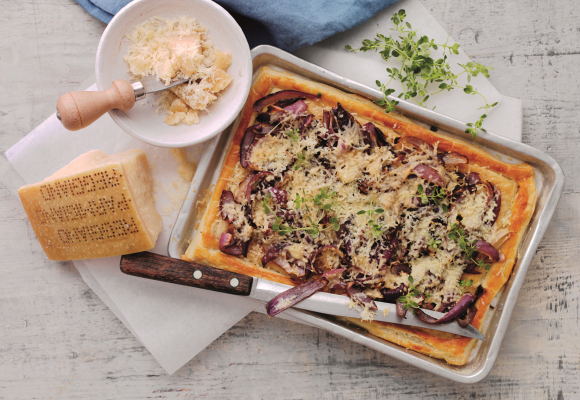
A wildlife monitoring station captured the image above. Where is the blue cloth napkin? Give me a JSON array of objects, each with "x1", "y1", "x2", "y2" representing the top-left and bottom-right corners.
[{"x1": 75, "y1": 0, "x2": 399, "y2": 52}]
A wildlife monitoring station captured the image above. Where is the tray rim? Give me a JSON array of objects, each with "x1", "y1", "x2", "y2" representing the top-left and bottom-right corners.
[{"x1": 168, "y1": 44, "x2": 565, "y2": 383}]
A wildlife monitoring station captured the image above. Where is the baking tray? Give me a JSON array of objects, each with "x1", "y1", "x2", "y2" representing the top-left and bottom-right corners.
[{"x1": 168, "y1": 45, "x2": 564, "y2": 383}]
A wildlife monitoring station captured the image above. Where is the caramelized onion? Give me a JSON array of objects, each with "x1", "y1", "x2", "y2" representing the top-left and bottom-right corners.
[
  {"x1": 457, "y1": 305, "x2": 477, "y2": 327},
  {"x1": 262, "y1": 243, "x2": 289, "y2": 266},
  {"x1": 381, "y1": 284, "x2": 407, "y2": 303},
  {"x1": 245, "y1": 171, "x2": 273, "y2": 203},
  {"x1": 322, "y1": 110, "x2": 334, "y2": 137},
  {"x1": 268, "y1": 187, "x2": 288, "y2": 204},
  {"x1": 253, "y1": 90, "x2": 318, "y2": 113},
  {"x1": 491, "y1": 183, "x2": 501, "y2": 225},
  {"x1": 466, "y1": 172, "x2": 480, "y2": 186},
  {"x1": 309, "y1": 245, "x2": 344, "y2": 273},
  {"x1": 346, "y1": 282, "x2": 378, "y2": 311},
  {"x1": 441, "y1": 152, "x2": 468, "y2": 165},
  {"x1": 219, "y1": 190, "x2": 236, "y2": 222},
  {"x1": 363, "y1": 122, "x2": 388, "y2": 147},
  {"x1": 474, "y1": 240, "x2": 500, "y2": 262},
  {"x1": 415, "y1": 293, "x2": 476, "y2": 325},
  {"x1": 331, "y1": 102, "x2": 358, "y2": 131},
  {"x1": 284, "y1": 99, "x2": 308, "y2": 114},
  {"x1": 395, "y1": 136, "x2": 433, "y2": 153},
  {"x1": 265, "y1": 278, "x2": 326, "y2": 317},
  {"x1": 396, "y1": 300, "x2": 407, "y2": 318},
  {"x1": 219, "y1": 232, "x2": 248, "y2": 256},
  {"x1": 321, "y1": 268, "x2": 346, "y2": 291},
  {"x1": 300, "y1": 114, "x2": 314, "y2": 136},
  {"x1": 413, "y1": 164, "x2": 446, "y2": 187}
]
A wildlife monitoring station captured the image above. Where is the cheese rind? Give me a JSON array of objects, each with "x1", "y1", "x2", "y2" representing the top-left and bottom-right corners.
[{"x1": 18, "y1": 149, "x2": 163, "y2": 261}]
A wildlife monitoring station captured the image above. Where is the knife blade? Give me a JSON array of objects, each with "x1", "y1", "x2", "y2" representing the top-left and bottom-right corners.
[
  {"x1": 132, "y1": 76, "x2": 189, "y2": 100},
  {"x1": 120, "y1": 252, "x2": 485, "y2": 340}
]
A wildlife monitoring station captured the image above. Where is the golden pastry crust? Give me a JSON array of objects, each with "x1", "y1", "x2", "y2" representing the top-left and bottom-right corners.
[{"x1": 184, "y1": 67, "x2": 537, "y2": 365}]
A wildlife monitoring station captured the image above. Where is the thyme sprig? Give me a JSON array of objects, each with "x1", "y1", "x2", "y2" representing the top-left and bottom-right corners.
[
  {"x1": 345, "y1": 9, "x2": 497, "y2": 138},
  {"x1": 426, "y1": 235, "x2": 442, "y2": 250},
  {"x1": 397, "y1": 275, "x2": 424, "y2": 312},
  {"x1": 272, "y1": 189, "x2": 341, "y2": 238},
  {"x1": 448, "y1": 223, "x2": 491, "y2": 271},
  {"x1": 460, "y1": 278, "x2": 474, "y2": 295},
  {"x1": 284, "y1": 128, "x2": 300, "y2": 142},
  {"x1": 357, "y1": 205, "x2": 385, "y2": 236},
  {"x1": 415, "y1": 184, "x2": 449, "y2": 212}
]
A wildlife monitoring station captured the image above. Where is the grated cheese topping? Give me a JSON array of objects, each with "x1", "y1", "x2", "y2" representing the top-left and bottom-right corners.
[{"x1": 218, "y1": 95, "x2": 506, "y2": 319}]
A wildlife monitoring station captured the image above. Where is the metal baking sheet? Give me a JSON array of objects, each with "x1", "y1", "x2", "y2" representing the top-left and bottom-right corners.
[{"x1": 168, "y1": 45, "x2": 564, "y2": 383}]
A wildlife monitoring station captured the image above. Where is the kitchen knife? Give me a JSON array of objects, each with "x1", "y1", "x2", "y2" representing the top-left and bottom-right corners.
[
  {"x1": 120, "y1": 252, "x2": 485, "y2": 340},
  {"x1": 56, "y1": 76, "x2": 189, "y2": 131}
]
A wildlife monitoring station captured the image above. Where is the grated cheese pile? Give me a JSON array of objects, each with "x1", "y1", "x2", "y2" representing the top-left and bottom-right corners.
[{"x1": 124, "y1": 16, "x2": 233, "y2": 126}]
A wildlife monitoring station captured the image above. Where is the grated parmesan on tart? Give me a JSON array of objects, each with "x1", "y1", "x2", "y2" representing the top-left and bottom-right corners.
[{"x1": 184, "y1": 67, "x2": 537, "y2": 365}]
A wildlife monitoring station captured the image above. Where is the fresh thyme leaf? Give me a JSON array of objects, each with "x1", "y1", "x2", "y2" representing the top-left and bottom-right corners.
[
  {"x1": 294, "y1": 152, "x2": 306, "y2": 170},
  {"x1": 284, "y1": 129, "x2": 300, "y2": 142},
  {"x1": 346, "y1": 9, "x2": 495, "y2": 138},
  {"x1": 261, "y1": 192, "x2": 272, "y2": 215}
]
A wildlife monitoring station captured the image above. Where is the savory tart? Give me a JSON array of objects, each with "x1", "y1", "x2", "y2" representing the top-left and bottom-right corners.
[{"x1": 184, "y1": 67, "x2": 536, "y2": 365}]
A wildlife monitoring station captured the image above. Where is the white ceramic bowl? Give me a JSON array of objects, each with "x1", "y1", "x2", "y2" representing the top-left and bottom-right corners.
[{"x1": 95, "y1": 0, "x2": 252, "y2": 147}]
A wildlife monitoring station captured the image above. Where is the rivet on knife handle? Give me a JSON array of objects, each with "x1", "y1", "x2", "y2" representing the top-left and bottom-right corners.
[{"x1": 120, "y1": 252, "x2": 253, "y2": 296}]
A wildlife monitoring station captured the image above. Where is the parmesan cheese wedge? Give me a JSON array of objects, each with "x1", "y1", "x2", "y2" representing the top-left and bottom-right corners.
[{"x1": 18, "y1": 149, "x2": 163, "y2": 261}]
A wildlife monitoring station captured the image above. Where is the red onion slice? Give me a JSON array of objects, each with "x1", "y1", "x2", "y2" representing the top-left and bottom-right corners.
[
  {"x1": 283, "y1": 99, "x2": 308, "y2": 115},
  {"x1": 361, "y1": 123, "x2": 379, "y2": 148},
  {"x1": 245, "y1": 171, "x2": 273, "y2": 203},
  {"x1": 346, "y1": 282, "x2": 378, "y2": 311},
  {"x1": 272, "y1": 256, "x2": 306, "y2": 278},
  {"x1": 457, "y1": 305, "x2": 477, "y2": 327},
  {"x1": 253, "y1": 90, "x2": 318, "y2": 113},
  {"x1": 474, "y1": 240, "x2": 500, "y2": 262},
  {"x1": 300, "y1": 114, "x2": 314, "y2": 136},
  {"x1": 322, "y1": 110, "x2": 334, "y2": 137},
  {"x1": 331, "y1": 102, "x2": 360, "y2": 131},
  {"x1": 268, "y1": 187, "x2": 288, "y2": 204},
  {"x1": 415, "y1": 293, "x2": 476, "y2": 325},
  {"x1": 219, "y1": 190, "x2": 236, "y2": 222},
  {"x1": 262, "y1": 243, "x2": 289, "y2": 266},
  {"x1": 240, "y1": 124, "x2": 268, "y2": 168},
  {"x1": 363, "y1": 122, "x2": 388, "y2": 147},
  {"x1": 309, "y1": 245, "x2": 344, "y2": 273},
  {"x1": 490, "y1": 229, "x2": 512, "y2": 249},
  {"x1": 395, "y1": 136, "x2": 433, "y2": 153},
  {"x1": 466, "y1": 172, "x2": 480, "y2": 186},
  {"x1": 321, "y1": 268, "x2": 346, "y2": 290},
  {"x1": 491, "y1": 183, "x2": 501, "y2": 225},
  {"x1": 391, "y1": 263, "x2": 412, "y2": 276},
  {"x1": 265, "y1": 278, "x2": 326, "y2": 317},
  {"x1": 441, "y1": 152, "x2": 468, "y2": 165},
  {"x1": 413, "y1": 164, "x2": 447, "y2": 187},
  {"x1": 396, "y1": 300, "x2": 407, "y2": 318},
  {"x1": 219, "y1": 232, "x2": 247, "y2": 256},
  {"x1": 381, "y1": 284, "x2": 407, "y2": 303}
]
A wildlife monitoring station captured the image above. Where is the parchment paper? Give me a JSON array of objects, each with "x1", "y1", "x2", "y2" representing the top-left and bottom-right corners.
[{"x1": 1, "y1": 0, "x2": 522, "y2": 375}]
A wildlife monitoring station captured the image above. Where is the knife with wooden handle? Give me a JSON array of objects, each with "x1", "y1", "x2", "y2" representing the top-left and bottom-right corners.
[
  {"x1": 120, "y1": 252, "x2": 485, "y2": 340},
  {"x1": 56, "y1": 76, "x2": 188, "y2": 131}
]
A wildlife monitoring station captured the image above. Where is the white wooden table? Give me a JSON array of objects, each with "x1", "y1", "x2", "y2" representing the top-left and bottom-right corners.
[{"x1": 1, "y1": 0, "x2": 578, "y2": 398}]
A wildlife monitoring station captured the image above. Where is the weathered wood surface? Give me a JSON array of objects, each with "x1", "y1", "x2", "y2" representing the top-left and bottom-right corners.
[{"x1": 1, "y1": 0, "x2": 578, "y2": 398}]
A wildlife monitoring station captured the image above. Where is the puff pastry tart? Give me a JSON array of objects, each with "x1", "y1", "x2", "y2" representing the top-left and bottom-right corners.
[{"x1": 184, "y1": 67, "x2": 537, "y2": 365}]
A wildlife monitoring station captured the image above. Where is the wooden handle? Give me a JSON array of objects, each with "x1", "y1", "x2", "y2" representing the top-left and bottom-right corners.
[
  {"x1": 56, "y1": 80, "x2": 135, "y2": 131},
  {"x1": 120, "y1": 252, "x2": 253, "y2": 296}
]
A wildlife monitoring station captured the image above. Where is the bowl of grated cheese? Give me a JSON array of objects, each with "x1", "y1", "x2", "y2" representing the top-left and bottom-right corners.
[{"x1": 95, "y1": 0, "x2": 252, "y2": 147}]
